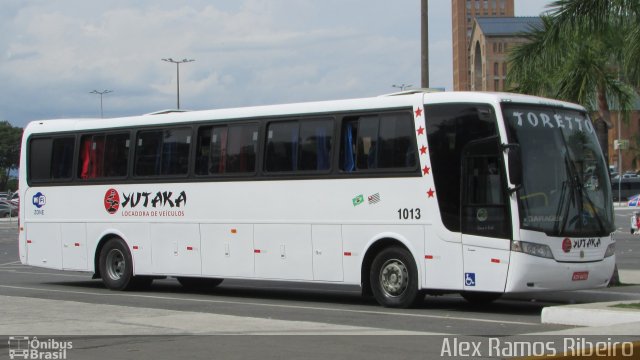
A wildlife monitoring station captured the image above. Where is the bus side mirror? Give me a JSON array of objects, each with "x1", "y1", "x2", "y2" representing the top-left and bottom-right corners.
[{"x1": 502, "y1": 143, "x2": 522, "y2": 189}]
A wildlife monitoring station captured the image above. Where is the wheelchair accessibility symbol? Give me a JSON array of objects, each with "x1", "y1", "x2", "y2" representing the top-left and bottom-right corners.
[{"x1": 465, "y1": 272, "x2": 476, "y2": 286}]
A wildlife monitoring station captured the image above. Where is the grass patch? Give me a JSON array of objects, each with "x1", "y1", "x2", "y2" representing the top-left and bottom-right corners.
[{"x1": 611, "y1": 303, "x2": 640, "y2": 310}]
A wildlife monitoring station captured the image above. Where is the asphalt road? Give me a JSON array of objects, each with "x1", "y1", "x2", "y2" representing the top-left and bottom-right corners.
[{"x1": 0, "y1": 212, "x2": 639, "y2": 359}]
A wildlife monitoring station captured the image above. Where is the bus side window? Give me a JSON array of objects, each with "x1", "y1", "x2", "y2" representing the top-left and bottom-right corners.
[
  {"x1": 340, "y1": 112, "x2": 416, "y2": 172},
  {"x1": 51, "y1": 137, "x2": 75, "y2": 180},
  {"x1": 103, "y1": 133, "x2": 130, "y2": 177},
  {"x1": 340, "y1": 120, "x2": 358, "y2": 172},
  {"x1": 265, "y1": 119, "x2": 333, "y2": 173},
  {"x1": 28, "y1": 138, "x2": 53, "y2": 181},
  {"x1": 134, "y1": 128, "x2": 190, "y2": 177}
]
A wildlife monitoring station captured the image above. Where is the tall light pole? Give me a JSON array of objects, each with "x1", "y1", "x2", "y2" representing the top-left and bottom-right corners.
[
  {"x1": 162, "y1": 58, "x2": 195, "y2": 109},
  {"x1": 89, "y1": 90, "x2": 112, "y2": 118},
  {"x1": 421, "y1": 0, "x2": 429, "y2": 88}
]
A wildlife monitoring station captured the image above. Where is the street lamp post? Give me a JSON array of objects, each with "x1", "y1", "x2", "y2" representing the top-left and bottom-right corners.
[
  {"x1": 161, "y1": 58, "x2": 195, "y2": 109},
  {"x1": 392, "y1": 84, "x2": 413, "y2": 91},
  {"x1": 89, "y1": 90, "x2": 113, "y2": 118}
]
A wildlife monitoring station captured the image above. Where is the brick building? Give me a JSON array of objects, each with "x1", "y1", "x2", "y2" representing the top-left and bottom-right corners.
[{"x1": 452, "y1": 0, "x2": 514, "y2": 91}]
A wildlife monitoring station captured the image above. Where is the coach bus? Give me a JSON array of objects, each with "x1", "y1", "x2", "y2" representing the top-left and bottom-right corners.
[{"x1": 18, "y1": 90, "x2": 616, "y2": 308}]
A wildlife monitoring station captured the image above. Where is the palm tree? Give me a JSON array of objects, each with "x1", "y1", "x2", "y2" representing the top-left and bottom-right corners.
[{"x1": 506, "y1": 0, "x2": 638, "y2": 163}]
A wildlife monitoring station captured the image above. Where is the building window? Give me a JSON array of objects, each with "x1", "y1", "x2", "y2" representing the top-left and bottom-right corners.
[
  {"x1": 494, "y1": 62, "x2": 499, "y2": 76},
  {"x1": 494, "y1": 79, "x2": 500, "y2": 91}
]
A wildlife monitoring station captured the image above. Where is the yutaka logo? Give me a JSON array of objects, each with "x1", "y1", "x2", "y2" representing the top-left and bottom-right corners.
[
  {"x1": 104, "y1": 188, "x2": 188, "y2": 216},
  {"x1": 8, "y1": 336, "x2": 72, "y2": 359},
  {"x1": 104, "y1": 188, "x2": 120, "y2": 214}
]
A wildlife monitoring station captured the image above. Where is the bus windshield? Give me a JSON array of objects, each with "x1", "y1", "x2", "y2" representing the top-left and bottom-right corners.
[{"x1": 502, "y1": 103, "x2": 614, "y2": 237}]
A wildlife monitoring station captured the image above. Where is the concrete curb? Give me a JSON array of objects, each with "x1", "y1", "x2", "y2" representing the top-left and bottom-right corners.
[
  {"x1": 619, "y1": 269, "x2": 640, "y2": 285},
  {"x1": 542, "y1": 301, "x2": 640, "y2": 327}
]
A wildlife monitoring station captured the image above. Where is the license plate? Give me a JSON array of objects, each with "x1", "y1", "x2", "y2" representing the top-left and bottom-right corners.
[{"x1": 572, "y1": 271, "x2": 589, "y2": 281}]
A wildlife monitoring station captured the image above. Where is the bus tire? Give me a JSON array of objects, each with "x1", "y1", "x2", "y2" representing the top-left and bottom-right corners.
[
  {"x1": 370, "y1": 246, "x2": 420, "y2": 308},
  {"x1": 177, "y1": 277, "x2": 224, "y2": 290},
  {"x1": 461, "y1": 291, "x2": 502, "y2": 305},
  {"x1": 99, "y1": 237, "x2": 136, "y2": 291}
]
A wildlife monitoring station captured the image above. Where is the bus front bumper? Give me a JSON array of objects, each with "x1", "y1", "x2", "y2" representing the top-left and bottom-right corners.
[{"x1": 505, "y1": 252, "x2": 615, "y2": 292}]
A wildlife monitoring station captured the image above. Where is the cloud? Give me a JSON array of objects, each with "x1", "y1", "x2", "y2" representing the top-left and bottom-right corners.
[{"x1": 0, "y1": 0, "x2": 550, "y2": 126}]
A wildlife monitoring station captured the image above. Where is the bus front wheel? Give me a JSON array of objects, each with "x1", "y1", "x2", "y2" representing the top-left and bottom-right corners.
[
  {"x1": 370, "y1": 246, "x2": 421, "y2": 308},
  {"x1": 99, "y1": 237, "x2": 140, "y2": 291}
]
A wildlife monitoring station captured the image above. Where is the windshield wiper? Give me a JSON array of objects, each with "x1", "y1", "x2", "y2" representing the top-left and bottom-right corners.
[
  {"x1": 555, "y1": 154, "x2": 576, "y2": 235},
  {"x1": 563, "y1": 154, "x2": 609, "y2": 236}
]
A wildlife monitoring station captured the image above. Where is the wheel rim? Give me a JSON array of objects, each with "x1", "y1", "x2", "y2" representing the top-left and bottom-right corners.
[
  {"x1": 379, "y1": 258, "x2": 409, "y2": 297},
  {"x1": 105, "y1": 248, "x2": 126, "y2": 281}
]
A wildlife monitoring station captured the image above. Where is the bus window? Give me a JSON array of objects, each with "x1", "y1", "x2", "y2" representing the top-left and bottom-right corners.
[
  {"x1": 266, "y1": 121, "x2": 299, "y2": 172},
  {"x1": 340, "y1": 112, "x2": 415, "y2": 172},
  {"x1": 226, "y1": 125, "x2": 258, "y2": 173},
  {"x1": 134, "y1": 128, "x2": 190, "y2": 177},
  {"x1": 78, "y1": 133, "x2": 129, "y2": 179},
  {"x1": 28, "y1": 138, "x2": 52, "y2": 181},
  {"x1": 51, "y1": 137, "x2": 75, "y2": 180},
  {"x1": 196, "y1": 124, "x2": 259, "y2": 175},
  {"x1": 299, "y1": 120, "x2": 333, "y2": 171},
  {"x1": 265, "y1": 119, "x2": 333, "y2": 173},
  {"x1": 425, "y1": 104, "x2": 498, "y2": 232},
  {"x1": 461, "y1": 137, "x2": 510, "y2": 238}
]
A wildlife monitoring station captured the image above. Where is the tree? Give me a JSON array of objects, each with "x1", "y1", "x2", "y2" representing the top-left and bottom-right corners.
[
  {"x1": 0, "y1": 121, "x2": 23, "y2": 191},
  {"x1": 506, "y1": 0, "x2": 639, "y2": 163}
]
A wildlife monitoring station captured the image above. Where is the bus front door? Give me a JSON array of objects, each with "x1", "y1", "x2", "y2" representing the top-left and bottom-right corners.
[{"x1": 460, "y1": 136, "x2": 512, "y2": 293}]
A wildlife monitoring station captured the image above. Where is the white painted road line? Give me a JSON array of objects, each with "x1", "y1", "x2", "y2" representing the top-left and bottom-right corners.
[{"x1": 0, "y1": 284, "x2": 539, "y2": 326}]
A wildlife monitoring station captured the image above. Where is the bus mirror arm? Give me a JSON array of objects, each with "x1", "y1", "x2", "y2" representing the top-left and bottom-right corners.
[
  {"x1": 501, "y1": 143, "x2": 523, "y2": 189},
  {"x1": 508, "y1": 184, "x2": 522, "y2": 195}
]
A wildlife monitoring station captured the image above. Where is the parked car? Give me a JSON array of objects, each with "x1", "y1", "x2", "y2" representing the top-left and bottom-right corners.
[
  {"x1": 611, "y1": 178, "x2": 640, "y2": 201},
  {"x1": 0, "y1": 200, "x2": 18, "y2": 218}
]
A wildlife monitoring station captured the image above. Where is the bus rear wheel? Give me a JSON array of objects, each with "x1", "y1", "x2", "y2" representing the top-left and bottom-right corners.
[
  {"x1": 177, "y1": 277, "x2": 224, "y2": 290},
  {"x1": 370, "y1": 246, "x2": 420, "y2": 308},
  {"x1": 99, "y1": 237, "x2": 148, "y2": 290}
]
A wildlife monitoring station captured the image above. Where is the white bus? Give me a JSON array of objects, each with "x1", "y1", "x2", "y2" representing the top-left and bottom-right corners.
[{"x1": 18, "y1": 90, "x2": 616, "y2": 308}]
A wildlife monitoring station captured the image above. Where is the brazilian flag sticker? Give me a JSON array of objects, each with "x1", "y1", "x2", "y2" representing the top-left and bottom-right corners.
[{"x1": 352, "y1": 194, "x2": 364, "y2": 207}]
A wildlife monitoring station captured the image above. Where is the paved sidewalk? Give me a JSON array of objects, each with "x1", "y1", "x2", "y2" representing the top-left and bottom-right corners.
[{"x1": 541, "y1": 277, "x2": 640, "y2": 331}]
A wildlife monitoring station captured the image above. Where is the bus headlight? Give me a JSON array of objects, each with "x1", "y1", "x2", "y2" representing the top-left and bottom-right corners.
[
  {"x1": 511, "y1": 241, "x2": 554, "y2": 259},
  {"x1": 604, "y1": 243, "x2": 615, "y2": 258}
]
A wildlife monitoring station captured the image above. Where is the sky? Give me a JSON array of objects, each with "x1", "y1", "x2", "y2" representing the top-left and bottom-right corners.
[{"x1": 0, "y1": 0, "x2": 554, "y2": 127}]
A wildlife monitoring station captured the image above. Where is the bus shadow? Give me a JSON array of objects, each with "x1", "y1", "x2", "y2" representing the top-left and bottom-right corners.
[{"x1": 44, "y1": 278, "x2": 548, "y2": 315}]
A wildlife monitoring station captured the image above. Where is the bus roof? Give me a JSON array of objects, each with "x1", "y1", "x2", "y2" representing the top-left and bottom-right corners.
[{"x1": 24, "y1": 91, "x2": 585, "y2": 134}]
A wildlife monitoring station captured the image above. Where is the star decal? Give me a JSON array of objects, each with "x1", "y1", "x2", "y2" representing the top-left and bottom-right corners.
[
  {"x1": 416, "y1": 126, "x2": 425, "y2": 135},
  {"x1": 422, "y1": 165, "x2": 430, "y2": 175},
  {"x1": 427, "y1": 188, "x2": 435, "y2": 198},
  {"x1": 419, "y1": 145, "x2": 427, "y2": 155},
  {"x1": 414, "y1": 107, "x2": 423, "y2": 118}
]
